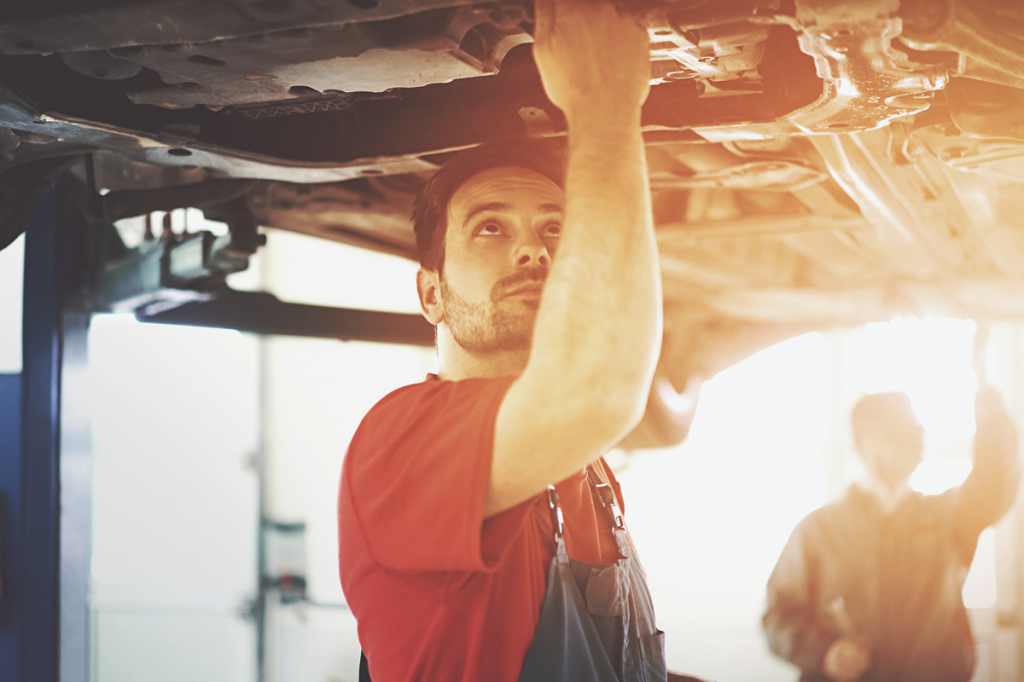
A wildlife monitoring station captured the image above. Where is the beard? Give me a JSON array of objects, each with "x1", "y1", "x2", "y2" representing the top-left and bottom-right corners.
[{"x1": 440, "y1": 265, "x2": 547, "y2": 354}]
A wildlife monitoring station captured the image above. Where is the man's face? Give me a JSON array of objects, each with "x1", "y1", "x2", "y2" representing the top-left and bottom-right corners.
[
  {"x1": 436, "y1": 166, "x2": 564, "y2": 354},
  {"x1": 864, "y1": 399, "x2": 925, "y2": 485}
]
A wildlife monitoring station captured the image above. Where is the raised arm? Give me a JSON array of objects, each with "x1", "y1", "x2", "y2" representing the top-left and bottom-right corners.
[
  {"x1": 485, "y1": 0, "x2": 661, "y2": 515},
  {"x1": 954, "y1": 387, "x2": 1020, "y2": 548}
]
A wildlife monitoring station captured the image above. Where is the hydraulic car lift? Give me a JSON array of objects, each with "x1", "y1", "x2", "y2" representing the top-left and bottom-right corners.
[{"x1": 0, "y1": 172, "x2": 433, "y2": 681}]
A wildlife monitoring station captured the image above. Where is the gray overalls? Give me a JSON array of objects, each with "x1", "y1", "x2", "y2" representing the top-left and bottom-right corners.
[
  {"x1": 516, "y1": 466, "x2": 667, "y2": 682},
  {"x1": 359, "y1": 467, "x2": 668, "y2": 682}
]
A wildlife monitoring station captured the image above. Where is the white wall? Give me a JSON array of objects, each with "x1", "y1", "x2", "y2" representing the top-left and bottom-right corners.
[
  {"x1": 260, "y1": 231, "x2": 436, "y2": 682},
  {"x1": 0, "y1": 234, "x2": 24, "y2": 372},
  {"x1": 89, "y1": 315, "x2": 260, "y2": 682}
]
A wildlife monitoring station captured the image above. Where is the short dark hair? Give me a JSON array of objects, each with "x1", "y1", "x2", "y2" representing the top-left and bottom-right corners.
[{"x1": 411, "y1": 137, "x2": 567, "y2": 272}]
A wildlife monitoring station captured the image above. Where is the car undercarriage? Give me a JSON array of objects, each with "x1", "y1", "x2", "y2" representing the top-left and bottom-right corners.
[{"x1": 3, "y1": 0, "x2": 1024, "y2": 447}]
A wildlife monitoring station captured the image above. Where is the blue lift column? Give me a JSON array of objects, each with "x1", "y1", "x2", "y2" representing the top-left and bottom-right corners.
[{"x1": 0, "y1": 175, "x2": 92, "y2": 682}]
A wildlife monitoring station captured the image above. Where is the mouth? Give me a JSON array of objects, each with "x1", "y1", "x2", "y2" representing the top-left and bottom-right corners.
[{"x1": 504, "y1": 283, "x2": 544, "y2": 298}]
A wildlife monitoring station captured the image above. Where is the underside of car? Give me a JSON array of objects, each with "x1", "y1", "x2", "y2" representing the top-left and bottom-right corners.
[{"x1": 3, "y1": 0, "x2": 1024, "y2": 448}]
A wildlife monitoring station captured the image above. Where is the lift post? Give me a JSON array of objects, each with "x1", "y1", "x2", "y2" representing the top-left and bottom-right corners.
[
  {"x1": 0, "y1": 175, "x2": 92, "y2": 682},
  {"x1": 0, "y1": 169, "x2": 433, "y2": 681}
]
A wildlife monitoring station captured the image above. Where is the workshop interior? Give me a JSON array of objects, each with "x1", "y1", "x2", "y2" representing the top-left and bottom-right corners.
[{"x1": 4, "y1": 0, "x2": 1024, "y2": 680}]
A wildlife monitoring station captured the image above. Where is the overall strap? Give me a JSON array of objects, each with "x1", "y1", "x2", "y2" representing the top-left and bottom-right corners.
[
  {"x1": 547, "y1": 485, "x2": 564, "y2": 546},
  {"x1": 585, "y1": 465, "x2": 626, "y2": 533},
  {"x1": 547, "y1": 466, "x2": 627, "y2": 554}
]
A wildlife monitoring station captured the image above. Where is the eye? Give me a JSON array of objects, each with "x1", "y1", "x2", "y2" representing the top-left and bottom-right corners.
[
  {"x1": 541, "y1": 222, "x2": 562, "y2": 238},
  {"x1": 475, "y1": 221, "x2": 503, "y2": 236}
]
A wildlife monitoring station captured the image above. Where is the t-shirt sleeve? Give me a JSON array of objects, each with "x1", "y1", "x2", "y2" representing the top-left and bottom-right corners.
[{"x1": 342, "y1": 376, "x2": 524, "y2": 573}]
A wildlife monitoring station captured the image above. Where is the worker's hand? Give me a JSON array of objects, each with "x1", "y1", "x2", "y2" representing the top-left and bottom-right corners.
[
  {"x1": 532, "y1": 0, "x2": 651, "y2": 122},
  {"x1": 822, "y1": 637, "x2": 872, "y2": 682}
]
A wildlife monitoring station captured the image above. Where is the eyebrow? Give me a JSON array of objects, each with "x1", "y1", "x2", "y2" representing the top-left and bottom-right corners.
[
  {"x1": 463, "y1": 202, "x2": 511, "y2": 226},
  {"x1": 461, "y1": 201, "x2": 564, "y2": 230}
]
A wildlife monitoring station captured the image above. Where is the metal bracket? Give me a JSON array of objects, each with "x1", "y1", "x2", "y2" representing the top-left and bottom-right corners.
[{"x1": 136, "y1": 289, "x2": 434, "y2": 347}]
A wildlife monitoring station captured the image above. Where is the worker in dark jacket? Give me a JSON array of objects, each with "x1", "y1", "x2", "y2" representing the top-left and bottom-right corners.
[{"x1": 763, "y1": 388, "x2": 1019, "y2": 682}]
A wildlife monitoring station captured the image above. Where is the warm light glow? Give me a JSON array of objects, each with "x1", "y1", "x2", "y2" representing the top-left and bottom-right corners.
[
  {"x1": 845, "y1": 317, "x2": 978, "y2": 442},
  {"x1": 909, "y1": 458, "x2": 972, "y2": 495},
  {"x1": 619, "y1": 316, "x2": 1007, "y2": 679},
  {"x1": 846, "y1": 317, "x2": 998, "y2": 610}
]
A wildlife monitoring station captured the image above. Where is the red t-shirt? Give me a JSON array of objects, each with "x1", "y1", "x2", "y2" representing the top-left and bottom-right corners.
[{"x1": 338, "y1": 375, "x2": 629, "y2": 682}]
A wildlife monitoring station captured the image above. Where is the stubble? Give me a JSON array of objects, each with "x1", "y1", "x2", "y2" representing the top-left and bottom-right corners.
[{"x1": 440, "y1": 266, "x2": 547, "y2": 354}]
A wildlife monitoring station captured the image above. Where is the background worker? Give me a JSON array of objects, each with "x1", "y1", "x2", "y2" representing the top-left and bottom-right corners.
[
  {"x1": 337, "y1": 0, "x2": 700, "y2": 680},
  {"x1": 763, "y1": 388, "x2": 1020, "y2": 682}
]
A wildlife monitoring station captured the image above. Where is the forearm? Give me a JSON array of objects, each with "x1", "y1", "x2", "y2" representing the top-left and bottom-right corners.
[
  {"x1": 524, "y1": 0, "x2": 658, "y2": 417},
  {"x1": 528, "y1": 116, "x2": 661, "y2": 419},
  {"x1": 961, "y1": 417, "x2": 1020, "y2": 532},
  {"x1": 489, "y1": 118, "x2": 660, "y2": 513},
  {"x1": 959, "y1": 388, "x2": 1021, "y2": 532},
  {"x1": 485, "y1": 0, "x2": 659, "y2": 515}
]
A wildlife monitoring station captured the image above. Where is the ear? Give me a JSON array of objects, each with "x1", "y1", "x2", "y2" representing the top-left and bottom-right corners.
[{"x1": 416, "y1": 268, "x2": 444, "y2": 325}]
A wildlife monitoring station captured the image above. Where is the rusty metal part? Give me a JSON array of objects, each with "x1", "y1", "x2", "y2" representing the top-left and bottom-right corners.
[
  {"x1": 0, "y1": 29, "x2": 823, "y2": 184},
  {"x1": 900, "y1": 0, "x2": 1024, "y2": 90},
  {"x1": 647, "y1": 20, "x2": 771, "y2": 97},
  {"x1": 0, "y1": 129, "x2": 95, "y2": 173},
  {"x1": 943, "y1": 79, "x2": 1024, "y2": 142},
  {"x1": 0, "y1": 125, "x2": 17, "y2": 155},
  {"x1": 650, "y1": 159, "x2": 828, "y2": 191},
  {"x1": 115, "y1": 6, "x2": 532, "y2": 109},
  {"x1": 82, "y1": 178, "x2": 259, "y2": 223},
  {"x1": 233, "y1": 91, "x2": 398, "y2": 121},
  {"x1": 69, "y1": 150, "x2": 211, "y2": 191},
  {"x1": 696, "y1": 0, "x2": 950, "y2": 139},
  {"x1": 57, "y1": 49, "x2": 142, "y2": 81},
  {"x1": 650, "y1": 118, "x2": 1024, "y2": 356},
  {"x1": 911, "y1": 109, "x2": 1024, "y2": 186},
  {"x1": 0, "y1": 0, "x2": 489, "y2": 55},
  {"x1": 0, "y1": 95, "x2": 445, "y2": 183},
  {"x1": 246, "y1": 176, "x2": 423, "y2": 260}
]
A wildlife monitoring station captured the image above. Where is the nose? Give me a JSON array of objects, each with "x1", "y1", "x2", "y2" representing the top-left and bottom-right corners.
[{"x1": 513, "y1": 230, "x2": 551, "y2": 268}]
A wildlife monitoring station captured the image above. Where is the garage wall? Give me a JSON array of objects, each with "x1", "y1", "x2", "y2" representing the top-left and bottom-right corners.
[
  {"x1": 259, "y1": 231, "x2": 436, "y2": 682},
  {"x1": 88, "y1": 316, "x2": 260, "y2": 682}
]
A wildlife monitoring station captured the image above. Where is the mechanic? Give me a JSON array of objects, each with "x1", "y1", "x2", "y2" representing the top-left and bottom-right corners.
[
  {"x1": 762, "y1": 388, "x2": 1020, "y2": 682},
  {"x1": 336, "y1": 0, "x2": 694, "y2": 680}
]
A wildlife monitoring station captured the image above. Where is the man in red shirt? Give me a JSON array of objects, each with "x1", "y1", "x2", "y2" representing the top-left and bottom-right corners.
[{"x1": 338, "y1": 0, "x2": 685, "y2": 679}]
